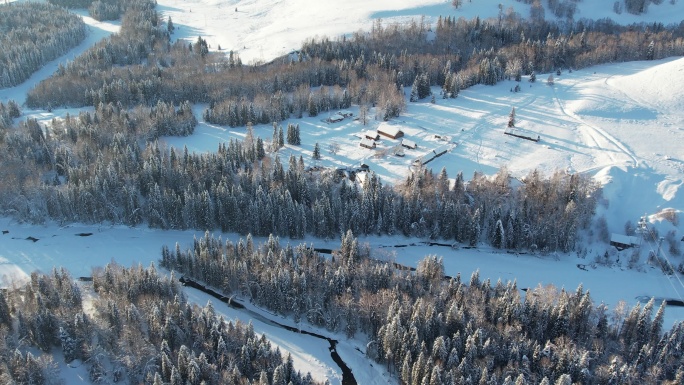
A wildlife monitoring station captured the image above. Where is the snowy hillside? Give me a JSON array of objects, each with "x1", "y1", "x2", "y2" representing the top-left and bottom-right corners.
[{"x1": 155, "y1": 0, "x2": 684, "y2": 64}]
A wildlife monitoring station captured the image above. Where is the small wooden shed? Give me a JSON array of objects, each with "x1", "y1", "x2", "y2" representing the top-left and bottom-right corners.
[
  {"x1": 610, "y1": 233, "x2": 639, "y2": 250},
  {"x1": 401, "y1": 139, "x2": 417, "y2": 149},
  {"x1": 360, "y1": 138, "x2": 376, "y2": 149},
  {"x1": 364, "y1": 131, "x2": 380, "y2": 140}
]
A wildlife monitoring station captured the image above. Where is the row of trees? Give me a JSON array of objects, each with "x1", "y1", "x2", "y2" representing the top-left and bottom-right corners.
[
  {"x1": 204, "y1": 86, "x2": 355, "y2": 126},
  {"x1": 0, "y1": 2, "x2": 86, "y2": 89},
  {"x1": 622, "y1": 0, "x2": 669, "y2": 15},
  {"x1": 47, "y1": 0, "x2": 144, "y2": 21},
  {"x1": 0, "y1": 264, "x2": 320, "y2": 385},
  {"x1": 302, "y1": 12, "x2": 684, "y2": 103},
  {"x1": 162, "y1": 231, "x2": 684, "y2": 385},
  {"x1": 514, "y1": 0, "x2": 580, "y2": 20}
]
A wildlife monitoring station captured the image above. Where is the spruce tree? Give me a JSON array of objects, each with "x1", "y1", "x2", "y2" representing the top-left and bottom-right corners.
[
  {"x1": 308, "y1": 94, "x2": 318, "y2": 117},
  {"x1": 256, "y1": 137, "x2": 266, "y2": 159},
  {"x1": 278, "y1": 126, "x2": 285, "y2": 148},
  {"x1": 0, "y1": 290, "x2": 10, "y2": 326},
  {"x1": 313, "y1": 142, "x2": 321, "y2": 160},
  {"x1": 410, "y1": 77, "x2": 420, "y2": 102},
  {"x1": 419, "y1": 73, "x2": 431, "y2": 99},
  {"x1": 272, "y1": 124, "x2": 280, "y2": 151},
  {"x1": 286, "y1": 123, "x2": 295, "y2": 145},
  {"x1": 494, "y1": 219, "x2": 505, "y2": 248},
  {"x1": 60, "y1": 327, "x2": 77, "y2": 362}
]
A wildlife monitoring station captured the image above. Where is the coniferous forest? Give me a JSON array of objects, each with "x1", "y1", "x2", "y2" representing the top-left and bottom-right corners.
[
  {"x1": 0, "y1": 264, "x2": 318, "y2": 385},
  {"x1": 161, "y1": 231, "x2": 684, "y2": 385},
  {"x1": 1, "y1": 0, "x2": 684, "y2": 384},
  {"x1": 0, "y1": 3, "x2": 86, "y2": 88}
]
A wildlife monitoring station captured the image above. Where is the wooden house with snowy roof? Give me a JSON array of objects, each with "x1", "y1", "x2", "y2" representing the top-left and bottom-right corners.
[{"x1": 377, "y1": 125, "x2": 404, "y2": 139}]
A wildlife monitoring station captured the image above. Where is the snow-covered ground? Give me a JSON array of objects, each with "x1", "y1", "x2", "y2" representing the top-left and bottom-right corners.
[{"x1": 2, "y1": 0, "x2": 684, "y2": 384}]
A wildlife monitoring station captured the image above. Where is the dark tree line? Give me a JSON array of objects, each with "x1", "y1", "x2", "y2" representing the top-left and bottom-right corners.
[
  {"x1": 301, "y1": 12, "x2": 684, "y2": 98},
  {"x1": 162, "y1": 231, "x2": 684, "y2": 385},
  {"x1": 0, "y1": 264, "x2": 320, "y2": 385},
  {"x1": 46, "y1": 0, "x2": 94, "y2": 8},
  {"x1": 514, "y1": 0, "x2": 580, "y2": 20},
  {"x1": 621, "y1": 0, "x2": 669, "y2": 15},
  {"x1": 47, "y1": 0, "x2": 146, "y2": 21},
  {"x1": 0, "y1": 2, "x2": 86, "y2": 89}
]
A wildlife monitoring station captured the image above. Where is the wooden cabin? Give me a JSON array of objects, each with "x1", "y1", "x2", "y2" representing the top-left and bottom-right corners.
[{"x1": 377, "y1": 125, "x2": 404, "y2": 139}]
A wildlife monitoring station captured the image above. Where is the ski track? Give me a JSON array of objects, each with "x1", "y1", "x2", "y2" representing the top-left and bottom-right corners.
[{"x1": 552, "y1": 81, "x2": 639, "y2": 171}]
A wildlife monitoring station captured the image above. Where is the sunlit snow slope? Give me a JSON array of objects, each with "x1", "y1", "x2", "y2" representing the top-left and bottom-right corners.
[{"x1": 156, "y1": 0, "x2": 684, "y2": 64}]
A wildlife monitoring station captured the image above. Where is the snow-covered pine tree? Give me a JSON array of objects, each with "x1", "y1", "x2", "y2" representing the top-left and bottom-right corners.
[
  {"x1": 410, "y1": 76, "x2": 420, "y2": 102},
  {"x1": 508, "y1": 107, "x2": 516, "y2": 128},
  {"x1": 313, "y1": 142, "x2": 321, "y2": 160},
  {"x1": 493, "y1": 219, "x2": 505, "y2": 248}
]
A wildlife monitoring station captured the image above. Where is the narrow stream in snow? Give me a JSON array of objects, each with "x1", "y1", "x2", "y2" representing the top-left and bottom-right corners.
[{"x1": 179, "y1": 277, "x2": 357, "y2": 385}]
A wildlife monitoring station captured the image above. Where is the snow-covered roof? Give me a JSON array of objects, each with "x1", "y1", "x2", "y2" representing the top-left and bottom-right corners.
[
  {"x1": 359, "y1": 138, "x2": 375, "y2": 148},
  {"x1": 364, "y1": 131, "x2": 379, "y2": 139},
  {"x1": 328, "y1": 113, "x2": 344, "y2": 122},
  {"x1": 377, "y1": 124, "x2": 403, "y2": 138},
  {"x1": 610, "y1": 233, "x2": 639, "y2": 246},
  {"x1": 401, "y1": 139, "x2": 417, "y2": 148}
]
